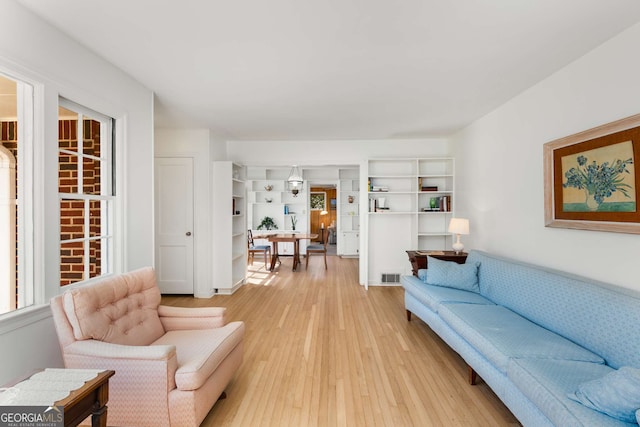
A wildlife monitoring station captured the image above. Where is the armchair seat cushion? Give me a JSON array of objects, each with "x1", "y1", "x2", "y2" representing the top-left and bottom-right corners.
[{"x1": 154, "y1": 321, "x2": 245, "y2": 391}]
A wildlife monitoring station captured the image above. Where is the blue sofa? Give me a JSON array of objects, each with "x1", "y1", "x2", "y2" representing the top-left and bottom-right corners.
[{"x1": 401, "y1": 250, "x2": 640, "y2": 426}]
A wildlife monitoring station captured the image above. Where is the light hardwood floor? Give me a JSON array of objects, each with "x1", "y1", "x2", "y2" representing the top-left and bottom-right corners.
[{"x1": 161, "y1": 256, "x2": 521, "y2": 427}]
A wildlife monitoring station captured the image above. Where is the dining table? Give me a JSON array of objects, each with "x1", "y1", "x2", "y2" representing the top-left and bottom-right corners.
[{"x1": 254, "y1": 233, "x2": 318, "y2": 271}]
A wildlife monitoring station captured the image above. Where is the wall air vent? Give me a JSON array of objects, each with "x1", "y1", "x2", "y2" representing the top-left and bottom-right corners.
[{"x1": 381, "y1": 273, "x2": 401, "y2": 284}]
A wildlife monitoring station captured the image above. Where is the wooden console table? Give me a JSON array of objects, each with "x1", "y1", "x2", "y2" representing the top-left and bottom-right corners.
[{"x1": 406, "y1": 250, "x2": 468, "y2": 276}]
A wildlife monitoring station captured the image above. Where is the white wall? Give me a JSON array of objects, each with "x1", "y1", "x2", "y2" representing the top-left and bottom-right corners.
[
  {"x1": 227, "y1": 138, "x2": 450, "y2": 166},
  {"x1": 454, "y1": 22, "x2": 640, "y2": 291},
  {"x1": 155, "y1": 128, "x2": 213, "y2": 297},
  {"x1": 0, "y1": 1, "x2": 154, "y2": 384}
]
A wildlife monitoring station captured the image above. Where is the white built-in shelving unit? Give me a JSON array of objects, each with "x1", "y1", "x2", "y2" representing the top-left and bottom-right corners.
[
  {"x1": 246, "y1": 166, "x2": 309, "y2": 255},
  {"x1": 366, "y1": 158, "x2": 455, "y2": 285},
  {"x1": 338, "y1": 168, "x2": 360, "y2": 256},
  {"x1": 212, "y1": 161, "x2": 246, "y2": 294}
]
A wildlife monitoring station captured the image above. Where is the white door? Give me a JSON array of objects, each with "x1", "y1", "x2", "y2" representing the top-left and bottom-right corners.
[{"x1": 154, "y1": 157, "x2": 194, "y2": 294}]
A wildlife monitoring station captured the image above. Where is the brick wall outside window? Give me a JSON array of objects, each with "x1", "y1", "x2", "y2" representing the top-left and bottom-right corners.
[
  {"x1": 59, "y1": 119, "x2": 102, "y2": 285},
  {"x1": 2, "y1": 116, "x2": 106, "y2": 297}
]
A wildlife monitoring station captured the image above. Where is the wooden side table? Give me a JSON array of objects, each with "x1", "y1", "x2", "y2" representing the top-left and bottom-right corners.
[
  {"x1": 58, "y1": 370, "x2": 115, "y2": 427},
  {"x1": 1, "y1": 369, "x2": 115, "y2": 427},
  {"x1": 405, "y1": 250, "x2": 468, "y2": 277}
]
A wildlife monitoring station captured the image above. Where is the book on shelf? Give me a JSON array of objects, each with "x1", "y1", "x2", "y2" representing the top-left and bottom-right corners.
[
  {"x1": 422, "y1": 195, "x2": 452, "y2": 212},
  {"x1": 421, "y1": 186, "x2": 438, "y2": 192},
  {"x1": 371, "y1": 186, "x2": 389, "y2": 192},
  {"x1": 369, "y1": 198, "x2": 391, "y2": 212}
]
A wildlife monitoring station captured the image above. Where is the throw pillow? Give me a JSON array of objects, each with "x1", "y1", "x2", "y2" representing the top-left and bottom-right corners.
[
  {"x1": 425, "y1": 256, "x2": 480, "y2": 293},
  {"x1": 567, "y1": 366, "x2": 640, "y2": 423}
]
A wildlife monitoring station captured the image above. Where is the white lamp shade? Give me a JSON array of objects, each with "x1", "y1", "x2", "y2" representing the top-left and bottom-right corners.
[
  {"x1": 287, "y1": 165, "x2": 304, "y2": 185},
  {"x1": 448, "y1": 218, "x2": 469, "y2": 235}
]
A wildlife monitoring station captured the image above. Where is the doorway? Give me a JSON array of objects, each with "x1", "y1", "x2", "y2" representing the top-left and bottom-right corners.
[{"x1": 309, "y1": 184, "x2": 337, "y2": 256}]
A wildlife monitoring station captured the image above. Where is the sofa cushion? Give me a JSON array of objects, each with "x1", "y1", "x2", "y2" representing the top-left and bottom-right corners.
[
  {"x1": 401, "y1": 275, "x2": 494, "y2": 314},
  {"x1": 63, "y1": 267, "x2": 165, "y2": 346},
  {"x1": 568, "y1": 366, "x2": 640, "y2": 423},
  {"x1": 425, "y1": 256, "x2": 480, "y2": 292},
  {"x1": 154, "y1": 321, "x2": 245, "y2": 391},
  {"x1": 439, "y1": 304, "x2": 604, "y2": 373},
  {"x1": 508, "y1": 359, "x2": 635, "y2": 427},
  {"x1": 467, "y1": 250, "x2": 640, "y2": 369}
]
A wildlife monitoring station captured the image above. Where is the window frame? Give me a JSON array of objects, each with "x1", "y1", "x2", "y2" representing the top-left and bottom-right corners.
[
  {"x1": 0, "y1": 65, "x2": 43, "y2": 326},
  {"x1": 58, "y1": 98, "x2": 116, "y2": 287}
]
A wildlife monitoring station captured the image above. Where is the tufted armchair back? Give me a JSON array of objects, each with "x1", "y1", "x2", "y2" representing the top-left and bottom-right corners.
[{"x1": 62, "y1": 267, "x2": 165, "y2": 346}]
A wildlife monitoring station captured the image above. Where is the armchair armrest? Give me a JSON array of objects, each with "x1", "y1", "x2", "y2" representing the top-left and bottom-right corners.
[
  {"x1": 157, "y1": 305, "x2": 227, "y2": 330},
  {"x1": 64, "y1": 339, "x2": 176, "y2": 361},
  {"x1": 62, "y1": 339, "x2": 180, "y2": 409}
]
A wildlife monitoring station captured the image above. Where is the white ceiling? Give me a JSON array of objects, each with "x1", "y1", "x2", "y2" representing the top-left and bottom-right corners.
[{"x1": 16, "y1": 0, "x2": 640, "y2": 141}]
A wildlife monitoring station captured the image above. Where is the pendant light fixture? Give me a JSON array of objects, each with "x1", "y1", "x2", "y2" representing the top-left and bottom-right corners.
[{"x1": 286, "y1": 165, "x2": 304, "y2": 196}]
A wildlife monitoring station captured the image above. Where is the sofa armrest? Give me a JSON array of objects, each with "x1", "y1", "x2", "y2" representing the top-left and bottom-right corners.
[
  {"x1": 157, "y1": 305, "x2": 227, "y2": 330},
  {"x1": 400, "y1": 274, "x2": 426, "y2": 288}
]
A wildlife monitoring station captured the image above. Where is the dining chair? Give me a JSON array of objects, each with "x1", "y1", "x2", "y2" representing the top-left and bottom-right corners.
[
  {"x1": 247, "y1": 229, "x2": 271, "y2": 266},
  {"x1": 305, "y1": 232, "x2": 328, "y2": 270}
]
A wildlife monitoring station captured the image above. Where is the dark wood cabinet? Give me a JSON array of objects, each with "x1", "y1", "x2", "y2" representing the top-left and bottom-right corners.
[{"x1": 406, "y1": 250, "x2": 468, "y2": 276}]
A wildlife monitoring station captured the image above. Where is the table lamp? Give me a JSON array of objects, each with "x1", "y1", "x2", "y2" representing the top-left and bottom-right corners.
[{"x1": 448, "y1": 218, "x2": 469, "y2": 254}]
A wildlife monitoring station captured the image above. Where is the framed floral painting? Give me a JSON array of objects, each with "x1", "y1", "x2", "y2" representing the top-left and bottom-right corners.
[{"x1": 544, "y1": 114, "x2": 640, "y2": 234}]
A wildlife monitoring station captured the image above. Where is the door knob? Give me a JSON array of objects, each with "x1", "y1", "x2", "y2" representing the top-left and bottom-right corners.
[{"x1": 186, "y1": 232, "x2": 192, "y2": 236}]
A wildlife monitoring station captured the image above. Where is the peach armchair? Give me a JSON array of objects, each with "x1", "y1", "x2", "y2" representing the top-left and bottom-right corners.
[{"x1": 50, "y1": 267, "x2": 244, "y2": 427}]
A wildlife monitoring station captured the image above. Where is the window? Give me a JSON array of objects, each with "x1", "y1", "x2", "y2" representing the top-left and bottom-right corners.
[
  {"x1": 1, "y1": 79, "x2": 118, "y2": 315},
  {"x1": 58, "y1": 99, "x2": 114, "y2": 286},
  {"x1": 0, "y1": 73, "x2": 34, "y2": 315}
]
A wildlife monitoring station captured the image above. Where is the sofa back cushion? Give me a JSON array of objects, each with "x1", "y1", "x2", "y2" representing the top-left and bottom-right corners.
[
  {"x1": 63, "y1": 267, "x2": 165, "y2": 346},
  {"x1": 425, "y1": 256, "x2": 480, "y2": 292},
  {"x1": 467, "y1": 250, "x2": 640, "y2": 369}
]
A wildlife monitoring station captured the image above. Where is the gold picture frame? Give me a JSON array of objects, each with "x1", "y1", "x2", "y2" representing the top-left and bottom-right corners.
[{"x1": 544, "y1": 114, "x2": 640, "y2": 234}]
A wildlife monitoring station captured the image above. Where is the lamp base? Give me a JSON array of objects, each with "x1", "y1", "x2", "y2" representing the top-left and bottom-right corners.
[{"x1": 452, "y1": 235, "x2": 464, "y2": 254}]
